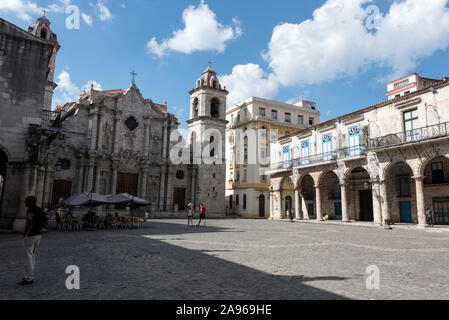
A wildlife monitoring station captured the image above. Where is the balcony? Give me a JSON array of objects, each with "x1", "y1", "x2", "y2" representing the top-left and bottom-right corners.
[
  {"x1": 42, "y1": 110, "x2": 61, "y2": 126},
  {"x1": 293, "y1": 151, "x2": 338, "y2": 168},
  {"x1": 369, "y1": 121, "x2": 449, "y2": 150}
]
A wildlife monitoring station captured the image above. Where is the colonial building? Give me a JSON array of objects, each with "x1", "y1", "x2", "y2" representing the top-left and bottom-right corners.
[
  {"x1": 386, "y1": 73, "x2": 440, "y2": 100},
  {"x1": 268, "y1": 75, "x2": 449, "y2": 226},
  {"x1": 0, "y1": 16, "x2": 59, "y2": 228},
  {"x1": 225, "y1": 97, "x2": 320, "y2": 218}
]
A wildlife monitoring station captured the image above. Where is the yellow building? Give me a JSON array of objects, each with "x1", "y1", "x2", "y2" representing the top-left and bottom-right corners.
[{"x1": 225, "y1": 97, "x2": 320, "y2": 218}]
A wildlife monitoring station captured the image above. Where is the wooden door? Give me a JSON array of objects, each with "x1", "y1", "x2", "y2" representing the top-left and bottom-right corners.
[
  {"x1": 51, "y1": 180, "x2": 72, "y2": 206},
  {"x1": 259, "y1": 195, "x2": 265, "y2": 218},
  {"x1": 359, "y1": 190, "x2": 374, "y2": 221},
  {"x1": 116, "y1": 173, "x2": 139, "y2": 196},
  {"x1": 173, "y1": 188, "x2": 186, "y2": 210}
]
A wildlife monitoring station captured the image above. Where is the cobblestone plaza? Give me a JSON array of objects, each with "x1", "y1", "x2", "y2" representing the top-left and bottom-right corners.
[{"x1": 1, "y1": 219, "x2": 449, "y2": 300}]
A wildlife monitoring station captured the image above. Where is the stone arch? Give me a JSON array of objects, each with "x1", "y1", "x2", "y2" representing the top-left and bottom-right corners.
[
  {"x1": 211, "y1": 98, "x2": 220, "y2": 118},
  {"x1": 317, "y1": 169, "x2": 340, "y2": 186},
  {"x1": 418, "y1": 154, "x2": 449, "y2": 177},
  {"x1": 384, "y1": 161, "x2": 417, "y2": 224},
  {"x1": 319, "y1": 171, "x2": 342, "y2": 220},
  {"x1": 280, "y1": 176, "x2": 295, "y2": 218},
  {"x1": 346, "y1": 166, "x2": 375, "y2": 222},
  {"x1": 299, "y1": 174, "x2": 316, "y2": 220}
]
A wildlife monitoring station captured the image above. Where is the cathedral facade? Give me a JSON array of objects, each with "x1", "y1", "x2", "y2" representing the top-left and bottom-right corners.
[{"x1": 46, "y1": 67, "x2": 228, "y2": 217}]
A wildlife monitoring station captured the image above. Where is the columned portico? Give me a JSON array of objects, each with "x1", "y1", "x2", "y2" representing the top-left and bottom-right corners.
[
  {"x1": 341, "y1": 182, "x2": 350, "y2": 222},
  {"x1": 315, "y1": 185, "x2": 323, "y2": 221},
  {"x1": 414, "y1": 176, "x2": 427, "y2": 226},
  {"x1": 294, "y1": 188, "x2": 302, "y2": 220}
]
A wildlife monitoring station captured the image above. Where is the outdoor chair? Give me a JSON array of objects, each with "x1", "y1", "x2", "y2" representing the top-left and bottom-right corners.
[
  {"x1": 74, "y1": 218, "x2": 83, "y2": 231},
  {"x1": 95, "y1": 217, "x2": 105, "y2": 231},
  {"x1": 112, "y1": 218, "x2": 119, "y2": 230}
]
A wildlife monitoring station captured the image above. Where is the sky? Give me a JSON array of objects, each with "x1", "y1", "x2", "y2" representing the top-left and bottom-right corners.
[{"x1": 2, "y1": 0, "x2": 449, "y2": 133}]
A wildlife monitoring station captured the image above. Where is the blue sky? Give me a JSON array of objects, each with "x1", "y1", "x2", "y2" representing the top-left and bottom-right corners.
[{"x1": 2, "y1": 0, "x2": 449, "y2": 133}]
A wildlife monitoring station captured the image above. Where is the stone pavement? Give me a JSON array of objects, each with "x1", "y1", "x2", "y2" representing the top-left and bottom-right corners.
[{"x1": 1, "y1": 219, "x2": 448, "y2": 300}]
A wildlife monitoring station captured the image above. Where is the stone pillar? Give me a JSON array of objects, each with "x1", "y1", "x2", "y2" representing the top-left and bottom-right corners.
[
  {"x1": 113, "y1": 113, "x2": 122, "y2": 154},
  {"x1": 86, "y1": 157, "x2": 95, "y2": 192},
  {"x1": 273, "y1": 189, "x2": 282, "y2": 219},
  {"x1": 315, "y1": 185, "x2": 323, "y2": 221},
  {"x1": 90, "y1": 110, "x2": 98, "y2": 151},
  {"x1": 110, "y1": 161, "x2": 119, "y2": 195},
  {"x1": 372, "y1": 180, "x2": 383, "y2": 225},
  {"x1": 191, "y1": 167, "x2": 197, "y2": 206},
  {"x1": 77, "y1": 162, "x2": 85, "y2": 193},
  {"x1": 97, "y1": 113, "x2": 103, "y2": 151},
  {"x1": 162, "y1": 122, "x2": 168, "y2": 160},
  {"x1": 341, "y1": 182, "x2": 350, "y2": 222},
  {"x1": 165, "y1": 167, "x2": 174, "y2": 211},
  {"x1": 94, "y1": 164, "x2": 101, "y2": 194},
  {"x1": 140, "y1": 169, "x2": 148, "y2": 199},
  {"x1": 159, "y1": 167, "x2": 167, "y2": 211},
  {"x1": 143, "y1": 118, "x2": 151, "y2": 159},
  {"x1": 294, "y1": 188, "x2": 302, "y2": 220},
  {"x1": 380, "y1": 180, "x2": 390, "y2": 222},
  {"x1": 414, "y1": 176, "x2": 427, "y2": 226},
  {"x1": 43, "y1": 163, "x2": 53, "y2": 207},
  {"x1": 17, "y1": 165, "x2": 31, "y2": 219}
]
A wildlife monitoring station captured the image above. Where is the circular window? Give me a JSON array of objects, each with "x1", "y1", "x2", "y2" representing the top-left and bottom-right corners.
[
  {"x1": 125, "y1": 117, "x2": 139, "y2": 131},
  {"x1": 176, "y1": 170, "x2": 185, "y2": 180}
]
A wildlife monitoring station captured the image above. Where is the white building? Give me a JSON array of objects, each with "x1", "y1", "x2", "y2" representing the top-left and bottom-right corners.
[
  {"x1": 386, "y1": 73, "x2": 440, "y2": 100},
  {"x1": 225, "y1": 97, "x2": 320, "y2": 218},
  {"x1": 268, "y1": 75, "x2": 449, "y2": 227}
]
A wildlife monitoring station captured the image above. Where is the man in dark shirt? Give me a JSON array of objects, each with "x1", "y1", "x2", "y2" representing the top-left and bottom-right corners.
[{"x1": 18, "y1": 196, "x2": 47, "y2": 286}]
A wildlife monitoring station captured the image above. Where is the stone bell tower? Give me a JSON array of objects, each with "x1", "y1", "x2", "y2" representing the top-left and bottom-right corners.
[
  {"x1": 28, "y1": 15, "x2": 60, "y2": 111},
  {"x1": 187, "y1": 66, "x2": 228, "y2": 216}
]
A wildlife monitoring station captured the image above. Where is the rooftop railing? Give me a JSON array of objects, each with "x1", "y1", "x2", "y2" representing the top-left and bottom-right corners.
[{"x1": 368, "y1": 121, "x2": 449, "y2": 150}]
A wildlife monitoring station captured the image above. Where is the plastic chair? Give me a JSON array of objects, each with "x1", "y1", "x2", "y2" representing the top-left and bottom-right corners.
[
  {"x1": 112, "y1": 218, "x2": 119, "y2": 230},
  {"x1": 133, "y1": 217, "x2": 140, "y2": 228},
  {"x1": 74, "y1": 219, "x2": 83, "y2": 231},
  {"x1": 95, "y1": 218, "x2": 104, "y2": 231}
]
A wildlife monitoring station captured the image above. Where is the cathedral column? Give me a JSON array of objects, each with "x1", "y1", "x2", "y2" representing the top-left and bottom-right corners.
[
  {"x1": 190, "y1": 167, "x2": 197, "y2": 207},
  {"x1": 97, "y1": 113, "x2": 103, "y2": 151},
  {"x1": 140, "y1": 168, "x2": 148, "y2": 199},
  {"x1": 113, "y1": 112, "x2": 122, "y2": 154},
  {"x1": 159, "y1": 167, "x2": 167, "y2": 211},
  {"x1": 90, "y1": 109, "x2": 98, "y2": 151},
  {"x1": 77, "y1": 161, "x2": 85, "y2": 193},
  {"x1": 94, "y1": 162, "x2": 102, "y2": 194},
  {"x1": 165, "y1": 167, "x2": 174, "y2": 211},
  {"x1": 162, "y1": 122, "x2": 168, "y2": 160},
  {"x1": 414, "y1": 176, "x2": 427, "y2": 226},
  {"x1": 43, "y1": 161, "x2": 54, "y2": 207},
  {"x1": 143, "y1": 117, "x2": 151, "y2": 159},
  {"x1": 315, "y1": 185, "x2": 323, "y2": 221},
  {"x1": 86, "y1": 156, "x2": 95, "y2": 192},
  {"x1": 110, "y1": 161, "x2": 119, "y2": 195}
]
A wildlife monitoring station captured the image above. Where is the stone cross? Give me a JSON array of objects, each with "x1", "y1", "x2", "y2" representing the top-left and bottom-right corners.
[
  {"x1": 42, "y1": 9, "x2": 48, "y2": 17},
  {"x1": 130, "y1": 70, "x2": 137, "y2": 85}
]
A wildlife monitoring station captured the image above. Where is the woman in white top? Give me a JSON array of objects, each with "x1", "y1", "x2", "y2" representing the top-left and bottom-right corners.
[{"x1": 187, "y1": 203, "x2": 195, "y2": 227}]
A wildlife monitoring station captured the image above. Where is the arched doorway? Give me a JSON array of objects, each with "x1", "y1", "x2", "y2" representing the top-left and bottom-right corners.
[
  {"x1": 347, "y1": 167, "x2": 373, "y2": 222},
  {"x1": 281, "y1": 177, "x2": 294, "y2": 218},
  {"x1": 300, "y1": 175, "x2": 315, "y2": 219},
  {"x1": 423, "y1": 156, "x2": 449, "y2": 225},
  {"x1": 259, "y1": 195, "x2": 265, "y2": 218},
  {"x1": 320, "y1": 171, "x2": 342, "y2": 220},
  {"x1": 385, "y1": 162, "x2": 416, "y2": 224},
  {"x1": 0, "y1": 148, "x2": 8, "y2": 214},
  {"x1": 285, "y1": 196, "x2": 292, "y2": 217}
]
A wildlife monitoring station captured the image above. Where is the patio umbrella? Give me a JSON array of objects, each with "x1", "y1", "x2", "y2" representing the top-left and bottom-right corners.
[
  {"x1": 55, "y1": 192, "x2": 112, "y2": 208},
  {"x1": 107, "y1": 193, "x2": 150, "y2": 207}
]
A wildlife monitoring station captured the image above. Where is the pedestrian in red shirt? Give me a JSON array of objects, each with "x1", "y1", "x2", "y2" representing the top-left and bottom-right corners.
[{"x1": 198, "y1": 203, "x2": 207, "y2": 227}]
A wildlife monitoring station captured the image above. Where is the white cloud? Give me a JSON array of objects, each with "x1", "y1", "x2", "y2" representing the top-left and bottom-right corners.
[
  {"x1": 148, "y1": 1, "x2": 241, "y2": 57},
  {"x1": 95, "y1": 0, "x2": 112, "y2": 21},
  {"x1": 221, "y1": 0, "x2": 449, "y2": 107},
  {"x1": 219, "y1": 64, "x2": 279, "y2": 107},
  {"x1": 82, "y1": 13, "x2": 93, "y2": 26},
  {"x1": 53, "y1": 70, "x2": 102, "y2": 107},
  {"x1": 0, "y1": 0, "x2": 42, "y2": 21}
]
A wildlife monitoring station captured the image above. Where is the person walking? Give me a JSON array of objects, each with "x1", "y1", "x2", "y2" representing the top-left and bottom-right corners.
[
  {"x1": 187, "y1": 203, "x2": 195, "y2": 227},
  {"x1": 426, "y1": 207, "x2": 434, "y2": 227},
  {"x1": 198, "y1": 204, "x2": 207, "y2": 227},
  {"x1": 18, "y1": 196, "x2": 47, "y2": 286}
]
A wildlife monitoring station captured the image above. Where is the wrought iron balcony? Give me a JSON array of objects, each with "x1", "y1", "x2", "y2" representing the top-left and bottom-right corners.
[
  {"x1": 42, "y1": 110, "x2": 60, "y2": 126},
  {"x1": 369, "y1": 121, "x2": 449, "y2": 150},
  {"x1": 293, "y1": 151, "x2": 338, "y2": 168}
]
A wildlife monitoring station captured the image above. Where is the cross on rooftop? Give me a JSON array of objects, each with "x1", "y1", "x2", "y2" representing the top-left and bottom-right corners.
[
  {"x1": 42, "y1": 9, "x2": 48, "y2": 17},
  {"x1": 130, "y1": 70, "x2": 137, "y2": 85}
]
